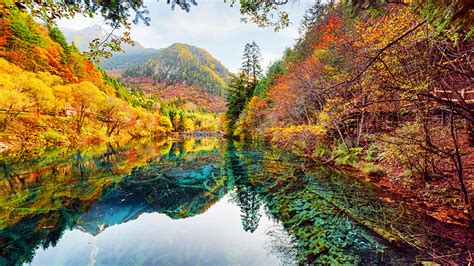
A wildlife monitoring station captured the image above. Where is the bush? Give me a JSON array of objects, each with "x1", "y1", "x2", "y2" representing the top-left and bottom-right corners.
[
  {"x1": 360, "y1": 162, "x2": 385, "y2": 177},
  {"x1": 159, "y1": 116, "x2": 173, "y2": 132},
  {"x1": 333, "y1": 144, "x2": 363, "y2": 167},
  {"x1": 40, "y1": 130, "x2": 69, "y2": 146}
]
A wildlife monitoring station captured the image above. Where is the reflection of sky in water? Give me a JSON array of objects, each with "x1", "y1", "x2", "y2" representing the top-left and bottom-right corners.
[{"x1": 30, "y1": 194, "x2": 287, "y2": 265}]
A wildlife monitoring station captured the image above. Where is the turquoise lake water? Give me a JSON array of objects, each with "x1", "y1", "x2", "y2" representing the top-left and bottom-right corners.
[{"x1": 0, "y1": 138, "x2": 472, "y2": 265}]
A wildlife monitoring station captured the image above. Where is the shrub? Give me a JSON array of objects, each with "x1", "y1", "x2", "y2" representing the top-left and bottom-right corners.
[
  {"x1": 333, "y1": 144, "x2": 363, "y2": 167},
  {"x1": 40, "y1": 130, "x2": 69, "y2": 146},
  {"x1": 360, "y1": 162, "x2": 385, "y2": 178}
]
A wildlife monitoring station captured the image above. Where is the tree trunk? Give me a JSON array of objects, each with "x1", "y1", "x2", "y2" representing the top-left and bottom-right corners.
[
  {"x1": 450, "y1": 110, "x2": 472, "y2": 221},
  {"x1": 467, "y1": 119, "x2": 474, "y2": 147}
]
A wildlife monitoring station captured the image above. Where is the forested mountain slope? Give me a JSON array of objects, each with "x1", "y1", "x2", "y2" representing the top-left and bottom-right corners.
[
  {"x1": 62, "y1": 26, "x2": 229, "y2": 96},
  {"x1": 123, "y1": 43, "x2": 230, "y2": 96},
  {"x1": 0, "y1": 4, "x2": 221, "y2": 153}
]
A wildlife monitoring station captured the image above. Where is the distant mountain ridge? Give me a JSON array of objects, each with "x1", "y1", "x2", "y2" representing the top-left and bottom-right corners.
[
  {"x1": 61, "y1": 25, "x2": 158, "y2": 70},
  {"x1": 123, "y1": 43, "x2": 230, "y2": 96},
  {"x1": 62, "y1": 26, "x2": 230, "y2": 96}
]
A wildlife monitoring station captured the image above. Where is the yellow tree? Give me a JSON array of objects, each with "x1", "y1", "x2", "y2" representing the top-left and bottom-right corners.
[
  {"x1": 99, "y1": 96, "x2": 130, "y2": 136},
  {"x1": 70, "y1": 81, "x2": 105, "y2": 134},
  {"x1": 0, "y1": 74, "x2": 31, "y2": 129}
]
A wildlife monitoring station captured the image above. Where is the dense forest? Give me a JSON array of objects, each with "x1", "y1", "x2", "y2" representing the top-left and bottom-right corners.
[
  {"x1": 0, "y1": 3, "x2": 222, "y2": 155},
  {"x1": 225, "y1": 1, "x2": 473, "y2": 224}
]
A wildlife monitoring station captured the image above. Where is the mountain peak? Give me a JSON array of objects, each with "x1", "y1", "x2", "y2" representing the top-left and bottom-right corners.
[
  {"x1": 122, "y1": 43, "x2": 229, "y2": 96},
  {"x1": 61, "y1": 25, "x2": 149, "y2": 54}
]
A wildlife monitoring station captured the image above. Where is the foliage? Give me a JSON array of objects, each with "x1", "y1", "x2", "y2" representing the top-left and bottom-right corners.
[
  {"x1": 254, "y1": 60, "x2": 285, "y2": 97},
  {"x1": 241, "y1": 41, "x2": 263, "y2": 90},
  {"x1": 40, "y1": 130, "x2": 70, "y2": 146},
  {"x1": 332, "y1": 144, "x2": 363, "y2": 167},
  {"x1": 225, "y1": 42, "x2": 263, "y2": 137},
  {"x1": 225, "y1": 73, "x2": 251, "y2": 136},
  {"x1": 231, "y1": 1, "x2": 474, "y2": 217}
]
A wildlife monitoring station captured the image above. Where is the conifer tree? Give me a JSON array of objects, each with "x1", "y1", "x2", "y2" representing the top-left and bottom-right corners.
[{"x1": 240, "y1": 42, "x2": 262, "y2": 98}]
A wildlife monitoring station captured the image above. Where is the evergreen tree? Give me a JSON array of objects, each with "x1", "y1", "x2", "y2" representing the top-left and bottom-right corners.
[
  {"x1": 226, "y1": 42, "x2": 263, "y2": 136},
  {"x1": 236, "y1": 184, "x2": 262, "y2": 233},
  {"x1": 240, "y1": 42, "x2": 262, "y2": 94},
  {"x1": 225, "y1": 73, "x2": 248, "y2": 134}
]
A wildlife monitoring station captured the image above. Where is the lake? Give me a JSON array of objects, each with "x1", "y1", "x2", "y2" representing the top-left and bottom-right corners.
[{"x1": 0, "y1": 138, "x2": 472, "y2": 265}]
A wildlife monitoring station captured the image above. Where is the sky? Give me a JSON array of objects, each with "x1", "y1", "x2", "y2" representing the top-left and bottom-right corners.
[{"x1": 57, "y1": 0, "x2": 312, "y2": 72}]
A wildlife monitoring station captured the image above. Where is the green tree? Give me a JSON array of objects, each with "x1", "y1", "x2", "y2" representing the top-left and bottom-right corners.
[
  {"x1": 48, "y1": 26, "x2": 71, "y2": 63},
  {"x1": 5, "y1": 7, "x2": 44, "y2": 49},
  {"x1": 254, "y1": 60, "x2": 285, "y2": 97},
  {"x1": 225, "y1": 73, "x2": 248, "y2": 135},
  {"x1": 241, "y1": 41, "x2": 263, "y2": 94}
]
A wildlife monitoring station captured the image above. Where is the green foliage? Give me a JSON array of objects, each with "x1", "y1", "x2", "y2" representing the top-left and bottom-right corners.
[
  {"x1": 99, "y1": 69, "x2": 158, "y2": 111},
  {"x1": 365, "y1": 143, "x2": 378, "y2": 162},
  {"x1": 360, "y1": 162, "x2": 384, "y2": 177},
  {"x1": 241, "y1": 42, "x2": 262, "y2": 90},
  {"x1": 254, "y1": 60, "x2": 285, "y2": 97},
  {"x1": 225, "y1": 42, "x2": 264, "y2": 136},
  {"x1": 40, "y1": 130, "x2": 70, "y2": 146},
  {"x1": 160, "y1": 116, "x2": 173, "y2": 131},
  {"x1": 235, "y1": 0, "x2": 290, "y2": 31},
  {"x1": 6, "y1": 8, "x2": 44, "y2": 47},
  {"x1": 333, "y1": 144, "x2": 363, "y2": 167},
  {"x1": 225, "y1": 73, "x2": 251, "y2": 135},
  {"x1": 48, "y1": 27, "x2": 71, "y2": 55}
]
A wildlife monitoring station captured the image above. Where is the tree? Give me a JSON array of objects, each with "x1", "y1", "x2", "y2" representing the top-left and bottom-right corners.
[
  {"x1": 236, "y1": 184, "x2": 262, "y2": 233},
  {"x1": 172, "y1": 113, "x2": 181, "y2": 132},
  {"x1": 225, "y1": 43, "x2": 263, "y2": 136},
  {"x1": 51, "y1": 85, "x2": 72, "y2": 115},
  {"x1": 241, "y1": 41, "x2": 263, "y2": 93},
  {"x1": 225, "y1": 73, "x2": 249, "y2": 135},
  {"x1": 160, "y1": 116, "x2": 173, "y2": 132},
  {"x1": 99, "y1": 96, "x2": 129, "y2": 136},
  {"x1": 16, "y1": 74, "x2": 56, "y2": 116},
  {"x1": 346, "y1": 0, "x2": 474, "y2": 36},
  {"x1": 70, "y1": 81, "x2": 105, "y2": 134},
  {"x1": 0, "y1": 79, "x2": 31, "y2": 130},
  {"x1": 254, "y1": 60, "x2": 285, "y2": 97}
]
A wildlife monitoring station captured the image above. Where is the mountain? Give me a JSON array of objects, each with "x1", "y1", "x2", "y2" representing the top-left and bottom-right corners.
[
  {"x1": 61, "y1": 25, "x2": 158, "y2": 70},
  {"x1": 123, "y1": 43, "x2": 230, "y2": 96},
  {"x1": 61, "y1": 26, "x2": 230, "y2": 96}
]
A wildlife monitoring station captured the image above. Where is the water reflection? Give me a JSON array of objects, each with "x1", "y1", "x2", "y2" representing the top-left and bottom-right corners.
[{"x1": 0, "y1": 138, "x2": 472, "y2": 265}]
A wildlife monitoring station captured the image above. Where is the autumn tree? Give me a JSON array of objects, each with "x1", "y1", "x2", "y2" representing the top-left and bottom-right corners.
[
  {"x1": 99, "y1": 96, "x2": 130, "y2": 136},
  {"x1": 71, "y1": 81, "x2": 105, "y2": 134},
  {"x1": 0, "y1": 77, "x2": 31, "y2": 130}
]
